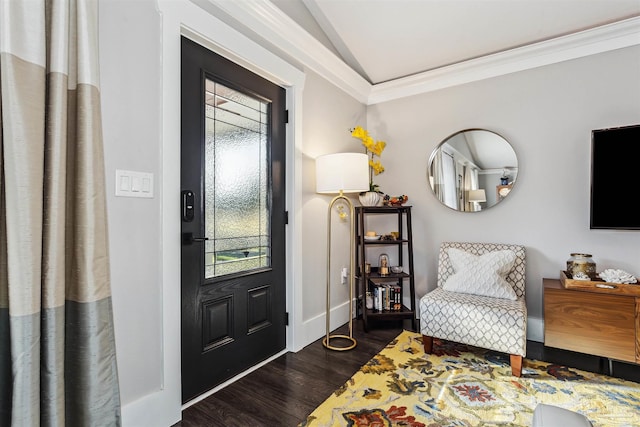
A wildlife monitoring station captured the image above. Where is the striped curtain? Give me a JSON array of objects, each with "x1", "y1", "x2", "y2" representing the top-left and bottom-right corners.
[{"x1": 0, "y1": 1, "x2": 121, "y2": 425}]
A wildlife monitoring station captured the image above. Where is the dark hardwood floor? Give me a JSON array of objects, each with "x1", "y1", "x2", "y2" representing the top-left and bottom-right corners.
[
  {"x1": 175, "y1": 321, "x2": 404, "y2": 427},
  {"x1": 174, "y1": 319, "x2": 639, "y2": 427}
]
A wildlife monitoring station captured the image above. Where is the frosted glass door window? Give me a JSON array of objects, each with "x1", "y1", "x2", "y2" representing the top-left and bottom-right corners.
[{"x1": 204, "y1": 79, "x2": 270, "y2": 278}]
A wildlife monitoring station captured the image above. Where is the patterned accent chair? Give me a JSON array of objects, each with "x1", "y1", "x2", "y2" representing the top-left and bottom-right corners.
[{"x1": 419, "y1": 242, "x2": 527, "y2": 376}]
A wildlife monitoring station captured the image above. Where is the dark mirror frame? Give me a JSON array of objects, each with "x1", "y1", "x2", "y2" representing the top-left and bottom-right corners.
[{"x1": 427, "y1": 129, "x2": 518, "y2": 212}]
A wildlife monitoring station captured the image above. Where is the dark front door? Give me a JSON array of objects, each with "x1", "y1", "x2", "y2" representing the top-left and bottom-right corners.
[{"x1": 180, "y1": 37, "x2": 287, "y2": 403}]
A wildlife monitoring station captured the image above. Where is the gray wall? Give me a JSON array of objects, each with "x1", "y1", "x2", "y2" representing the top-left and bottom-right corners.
[
  {"x1": 100, "y1": 0, "x2": 163, "y2": 405},
  {"x1": 367, "y1": 45, "x2": 640, "y2": 330},
  {"x1": 301, "y1": 71, "x2": 367, "y2": 327}
]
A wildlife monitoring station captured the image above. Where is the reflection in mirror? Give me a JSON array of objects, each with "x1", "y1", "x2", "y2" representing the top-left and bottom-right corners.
[{"x1": 427, "y1": 129, "x2": 517, "y2": 212}]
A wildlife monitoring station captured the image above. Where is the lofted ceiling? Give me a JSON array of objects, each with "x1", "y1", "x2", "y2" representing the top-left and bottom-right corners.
[
  {"x1": 274, "y1": 0, "x2": 640, "y2": 84},
  {"x1": 196, "y1": 0, "x2": 640, "y2": 103}
]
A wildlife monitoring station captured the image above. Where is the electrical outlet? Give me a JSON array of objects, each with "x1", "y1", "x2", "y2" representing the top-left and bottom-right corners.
[{"x1": 341, "y1": 267, "x2": 348, "y2": 284}]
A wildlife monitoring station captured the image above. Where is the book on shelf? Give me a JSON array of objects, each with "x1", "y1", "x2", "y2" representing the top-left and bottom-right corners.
[{"x1": 372, "y1": 284, "x2": 402, "y2": 311}]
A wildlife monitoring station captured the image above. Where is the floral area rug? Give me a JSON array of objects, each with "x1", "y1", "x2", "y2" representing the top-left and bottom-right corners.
[{"x1": 300, "y1": 330, "x2": 640, "y2": 427}]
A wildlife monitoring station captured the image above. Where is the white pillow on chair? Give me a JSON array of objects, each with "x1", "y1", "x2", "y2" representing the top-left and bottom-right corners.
[{"x1": 442, "y1": 248, "x2": 518, "y2": 300}]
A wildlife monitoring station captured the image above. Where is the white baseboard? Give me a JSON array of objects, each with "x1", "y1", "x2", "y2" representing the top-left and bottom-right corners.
[
  {"x1": 121, "y1": 388, "x2": 181, "y2": 427},
  {"x1": 527, "y1": 316, "x2": 544, "y2": 343},
  {"x1": 302, "y1": 299, "x2": 354, "y2": 348},
  {"x1": 300, "y1": 305, "x2": 545, "y2": 349}
]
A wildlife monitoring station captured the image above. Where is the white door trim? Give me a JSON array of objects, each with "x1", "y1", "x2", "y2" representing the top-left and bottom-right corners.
[{"x1": 121, "y1": 1, "x2": 305, "y2": 426}]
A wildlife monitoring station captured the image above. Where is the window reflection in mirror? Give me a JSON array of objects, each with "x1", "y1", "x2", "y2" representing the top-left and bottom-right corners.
[{"x1": 427, "y1": 129, "x2": 517, "y2": 212}]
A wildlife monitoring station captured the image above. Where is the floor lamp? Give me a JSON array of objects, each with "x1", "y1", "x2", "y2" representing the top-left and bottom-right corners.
[
  {"x1": 468, "y1": 188, "x2": 486, "y2": 211},
  {"x1": 315, "y1": 152, "x2": 369, "y2": 351}
]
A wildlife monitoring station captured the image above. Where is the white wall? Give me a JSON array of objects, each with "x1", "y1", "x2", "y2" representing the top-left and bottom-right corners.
[
  {"x1": 100, "y1": 0, "x2": 163, "y2": 407},
  {"x1": 367, "y1": 45, "x2": 640, "y2": 336},
  {"x1": 300, "y1": 70, "x2": 367, "y2": 341}
]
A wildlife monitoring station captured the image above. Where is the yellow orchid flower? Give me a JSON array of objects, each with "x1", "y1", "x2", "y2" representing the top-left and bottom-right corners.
[
  {"x1": 362, "y1": 136, "x2": 375, "y2": 151},
  {"x1": 370, "y1": 140, "x2": 386, "y2": 156},
  {"x1": 351, "y1": 126, "x2": 369, "y2": 140},
  {"x1": 369, "y1": 160, "x2": 385, "y2": 175},
  {"x1": 351, "y1": 126, "x2": 387, "y2": 191}
]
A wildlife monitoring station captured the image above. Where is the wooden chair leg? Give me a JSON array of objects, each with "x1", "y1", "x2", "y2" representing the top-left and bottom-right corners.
[
  {"x1": 422, "y1": 335, "x2": 433, "y2": 353},
  {"x1": 510, "y1": 354, "x2": 523, "y2": 377}
]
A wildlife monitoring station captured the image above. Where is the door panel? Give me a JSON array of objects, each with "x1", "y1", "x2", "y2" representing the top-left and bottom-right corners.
[{"x1": 181, "y1": 37, "x2": 286, "y2": 403}]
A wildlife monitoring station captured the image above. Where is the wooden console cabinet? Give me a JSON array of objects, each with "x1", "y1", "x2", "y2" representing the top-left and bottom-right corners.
[{"x1": 543, "y1": 278, "x2": 640, "y2": 363}]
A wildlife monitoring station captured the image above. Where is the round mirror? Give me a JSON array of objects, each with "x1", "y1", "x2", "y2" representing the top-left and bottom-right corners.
[{"x1": 427, "y1": 129, "x2": 517, "y2": 212}]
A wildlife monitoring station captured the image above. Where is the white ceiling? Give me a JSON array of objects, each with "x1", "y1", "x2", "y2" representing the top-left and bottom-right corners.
[
  {"x1": 197, "y1": 0, "x2": 640, "y2": 103},
  {"x1": 275, "y1": 0, "x2": 640, "y2": 84}
]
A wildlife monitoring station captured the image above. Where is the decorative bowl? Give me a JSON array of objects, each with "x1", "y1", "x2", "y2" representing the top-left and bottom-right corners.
[
  {"x1": 383, "y1": 195, "x2": 408, "y2": 206},
  {"x1": 391, "y1": 266, "x2": 403, "y2": 274}
]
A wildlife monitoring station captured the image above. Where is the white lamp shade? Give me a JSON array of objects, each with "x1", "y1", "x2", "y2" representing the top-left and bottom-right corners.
[
  {"x1": 468, "y1": 189, "x2": 487, "y2": 202},
  {"x1": 316, "y1": 152, "x2": 369, "y2": 194}
]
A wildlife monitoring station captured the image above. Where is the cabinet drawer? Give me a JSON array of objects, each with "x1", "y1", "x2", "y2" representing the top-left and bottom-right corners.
[{"x1": 544, "y1": 287, "x2": 636, "y2": 362}]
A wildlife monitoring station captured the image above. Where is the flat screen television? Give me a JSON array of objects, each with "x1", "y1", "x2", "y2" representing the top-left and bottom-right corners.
[{"x1": 590, "y1": 124, "x2": 640, "y2": 230}]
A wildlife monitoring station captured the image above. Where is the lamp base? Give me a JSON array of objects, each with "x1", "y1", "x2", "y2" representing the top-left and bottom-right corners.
[
  {"x1": 323, "y1": 334, "x2": 357, "y2": 351},
  {"x1": 322, "y1": 192, "x2": 358, "y2": 353}
]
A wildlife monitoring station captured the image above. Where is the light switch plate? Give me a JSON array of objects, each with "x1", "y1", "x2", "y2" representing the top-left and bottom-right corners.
[{"x1": 115, "y1": 169, "x2": 154, "y2": 198}]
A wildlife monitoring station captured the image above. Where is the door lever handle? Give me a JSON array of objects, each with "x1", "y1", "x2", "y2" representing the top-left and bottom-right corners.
[{"x1": 182, "y1": 232, "x2": 209, "y2": 245}]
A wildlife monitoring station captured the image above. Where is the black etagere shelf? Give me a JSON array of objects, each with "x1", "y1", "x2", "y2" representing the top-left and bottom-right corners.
[{"x1": 354, "y1": 205, "x2": 416, "y2": 332}]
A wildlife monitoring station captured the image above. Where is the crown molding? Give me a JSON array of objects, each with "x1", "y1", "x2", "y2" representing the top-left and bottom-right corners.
[
  {"x1": 368, "y1": 16, "x2": 640, "y2": 104},
  {"x1": 203, "y1": 0, "x2": 371, "y2": 103},
  {"x1": 201, "y1": 1, "x2": 639, "y2": 106}
]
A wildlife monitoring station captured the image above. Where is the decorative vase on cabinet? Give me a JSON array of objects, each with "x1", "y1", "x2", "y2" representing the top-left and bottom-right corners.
[{"x1": 359, "y1": 191, "x2": 381, "y2": 206}]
